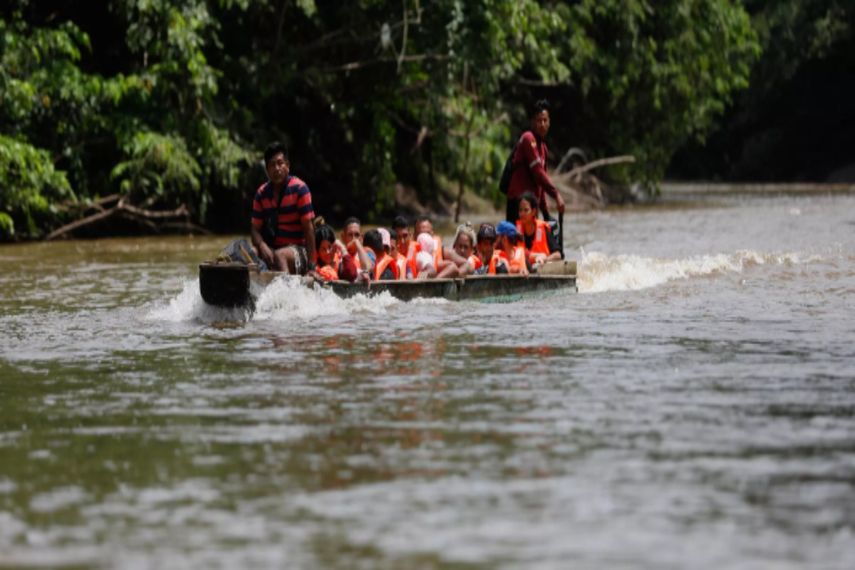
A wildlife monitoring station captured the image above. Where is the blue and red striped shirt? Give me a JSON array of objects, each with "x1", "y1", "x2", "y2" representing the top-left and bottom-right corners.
[{"x1": 251, "y1": 176, "x2": 314, "y2": 248}]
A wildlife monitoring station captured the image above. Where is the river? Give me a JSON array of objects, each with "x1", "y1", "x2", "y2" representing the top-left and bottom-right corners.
[{"x1": 1, "y1": 191, "x2": 854, "y2": 569}]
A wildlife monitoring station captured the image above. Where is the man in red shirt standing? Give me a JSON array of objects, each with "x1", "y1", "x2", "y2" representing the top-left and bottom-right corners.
[
  {"x1": 505, "y1": 100, "x2": 565, "y2": 223},
  {"x1": 250, "y1": 142, "x2": 317, "y2": 274}
]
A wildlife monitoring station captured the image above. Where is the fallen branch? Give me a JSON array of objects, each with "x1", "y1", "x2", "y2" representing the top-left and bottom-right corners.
[
  {"x1": 46, "y1": 197, "x2": 192, "y2": 240},
  {"x1": 120, "y1": 203, "x2": 189, "y2": 219},
  {"x1": 553, "y1": 155, "x2": 635, "y2": 185},
  {"x1": 46, "y1": 208, "x2": 118, "y2": 240},
  {"x1": 55, "y1": 193, "x2": 121, "y2": 213}
]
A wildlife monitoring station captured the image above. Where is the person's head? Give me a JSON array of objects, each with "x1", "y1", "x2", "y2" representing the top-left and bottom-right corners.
[
  {"x1": 416, "y1": 232, "x2": 434, "y2": 255},
  {"x1": 363, "y1": 229, "x2": 384, "y2": 256},
  {"x1": 476, "y1": 223, "x2": 496, "y2": 259},
  {"x1": 392, "y1": 215, "x2": 411, "y2": 250},
  {"x1": 341, "y1": 216, "x2": 362, "y2": 254},
  {"x1": 314, "y1": 224, "x2": 337, "y2": 265},
  {"x1": 377, "y1": 228, "x2": 392, "y2": 256},
  {"x1": 414, "y1": 216, "x2": 433, "y2": 237},
  {"x1": 518, "y1": 192, "x2": 538, "y2": 223},
  {"x1": 416, "y1": 251, "x2": 435, "y2": 273},
  {"x1": 264, "y1": 142, "x2": 290, "y2": 185},
  {"x1": 453, "y1": 223, "x2": 477, "y2": 259},
  {"x1": 495, "y1": 220, "x2": 520, "y2": 251},
  {"x1": 530, "y1": 99, "x2": 550, "y2": 139}
]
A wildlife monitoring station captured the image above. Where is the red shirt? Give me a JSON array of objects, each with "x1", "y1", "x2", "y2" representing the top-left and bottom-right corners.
[
  {"x1": 507, "y1": 131, "x2": 559, "y2": 205},
  {"x1": 251, "y1": 176, "x2": 314, "y2": 248}
]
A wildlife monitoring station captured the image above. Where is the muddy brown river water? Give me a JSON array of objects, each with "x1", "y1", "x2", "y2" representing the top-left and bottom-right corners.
[{"x1": 1, "y1": 191, "x2": 854, "y2": 568}]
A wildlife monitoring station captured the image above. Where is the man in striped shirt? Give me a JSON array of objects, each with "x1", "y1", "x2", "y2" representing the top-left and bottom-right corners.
[{"x1": 250, "y1": 142, "x2": 317, "y2": 274}]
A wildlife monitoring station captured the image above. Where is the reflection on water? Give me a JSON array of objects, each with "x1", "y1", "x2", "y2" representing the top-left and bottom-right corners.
[{"x1": 1, "y1": 195, "x2": 855, "y2": 568}]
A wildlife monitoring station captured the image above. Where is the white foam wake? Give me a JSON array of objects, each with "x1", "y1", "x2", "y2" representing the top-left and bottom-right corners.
[
  {"x1": 145, "y1": 279, "x2": 250, "y2": 323},
  {"x1": 578, "y1": 250, "x2": 815, "y2": 293},
  {"x1": 146, "y1": 276, "x2": 399, "y2": 323},
  {"x1": 253, "y1": 276, "x2": 398, "y2": 321}
]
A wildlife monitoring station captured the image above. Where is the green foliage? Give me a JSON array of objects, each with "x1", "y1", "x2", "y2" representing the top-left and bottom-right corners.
[
  {"x1": 0, "y1": 135, "x2": 72, "y2": 238},
  {"x1": 746, "y1": 0, "x2": 852, "y2": 93},
  {"x1": 0, "y1": 0, "x2": 767, "y2": 238},
  {"x1": 553, "y1": 0, "x2": 760, "y2": 183},
  {"x1": 111, "y1": 131, "x2": 201, "y2": 208}
]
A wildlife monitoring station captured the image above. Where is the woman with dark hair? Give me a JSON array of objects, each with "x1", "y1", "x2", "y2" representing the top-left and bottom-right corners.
[
  {"x1": 313, "y1": 222, "x2": 348, "y2": 281},
  {"x1": 516, "y1": 192, "x2": 562, "y2": 271}
]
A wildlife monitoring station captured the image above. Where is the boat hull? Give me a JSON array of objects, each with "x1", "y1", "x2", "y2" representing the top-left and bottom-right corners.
[{"x1": 199, "y1": 261, "x2": 577, "y2": 307}]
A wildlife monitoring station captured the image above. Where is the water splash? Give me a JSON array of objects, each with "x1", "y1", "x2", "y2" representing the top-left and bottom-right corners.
[
  {"x1": 146, "y1": 276, "x2": 398, "y2": 323},
  {"x1": 145, "y1": 279, "x2": 250, "y2": 323},
  {"x1": 254, "y1": 276, "x2": 397, "y2": 321},
  {"x1": 578, "y1": 250, "x2": 817, "y2": 294}
]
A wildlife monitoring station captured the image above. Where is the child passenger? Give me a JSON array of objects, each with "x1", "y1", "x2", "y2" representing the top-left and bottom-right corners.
[
  {"x1": 415, "y1": 233, "x2": 437, "y2": 278},
  {"x1": 437, "y1": 223, "x2": 480, "y2": 278},
  {"x1": 473, "y1": 223, "x2": 507, "y2": 275},
  {"x1": 362, "y1": 228, "x2": 399, "y2": 281},
  {"x1": 495, "y1": 221, "x2": 529, "y2": 275}
]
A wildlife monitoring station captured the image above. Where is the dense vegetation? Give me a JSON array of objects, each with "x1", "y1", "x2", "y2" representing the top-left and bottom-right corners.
[
  {"x1": 669, "y1": 0, "x2": 855, "y2": 182},
  {"x1": 0, "y1": 0, "x2": 849, "y2": 240}
]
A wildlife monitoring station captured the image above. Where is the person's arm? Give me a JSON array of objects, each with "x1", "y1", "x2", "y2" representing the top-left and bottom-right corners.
[
  {"x1": 296, "y1": 184, "x2": 317, "y2": 268},
  {"x1": 353, "y1": 240, "x2": 372, "y2": 275},
  {"x1": 301, "y1": 216, "x2": 316, "y2": 269},
  {"x1": 442, "y1": 246, "x2": 468, "y2": 266},
  {"x1": 250, "y1": 225, "x2": 275, "y2": 267},
  {"x1": 250, "y1": 192, "x2": 276, "y2": 267}
]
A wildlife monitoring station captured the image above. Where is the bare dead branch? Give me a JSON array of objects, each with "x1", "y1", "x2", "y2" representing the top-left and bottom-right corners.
[
  {"x1": 553, "y1": 155, "x2": 635, "y2": 185},
  {"x1": 46, "y1": 198, "x2": 191, "y2": 240},
  {"x1": 46, "y1": 207, "x2": 118, "y2": 240},
  {"x1": 120, "y1": 203, "x2": 189, "y2": 219}
]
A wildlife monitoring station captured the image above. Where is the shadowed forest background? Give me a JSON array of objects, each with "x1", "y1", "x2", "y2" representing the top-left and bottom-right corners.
[{"x1": 1, "y1": 0, "x2": 853, "y2": 240}]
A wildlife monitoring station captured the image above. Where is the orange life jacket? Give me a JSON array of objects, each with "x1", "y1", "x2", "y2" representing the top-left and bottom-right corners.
[
  {"x1": 394, "y1": 252, "x2": 409, "y2": 279},
  {"x1": 406, "y1": 236, "x2": 441, "y2": 277},
  {"x1": 508, "y1": 245, "x2": 528, "y2": 274},
  {"x1": 488, "y1": 250, "x2": 506, "y2": 275},
  {"x1": 373, "y1": 253, "x2": 400, "y2": 281},
  {"x1": 432, "y1": 235, "x2": 443, "y2": 267},
  {"x1": 405, "y1": 241, "x2": 419, "y2": 277},
  {"x1": 317, "y1": 265, "x2": 339, "y2": 281},
  {"x1": 517, "y1": 219, "x2": 551, "y2": 263},
  {"x1": 315, "y1": 251, "x2": 341, "y2": 281}
]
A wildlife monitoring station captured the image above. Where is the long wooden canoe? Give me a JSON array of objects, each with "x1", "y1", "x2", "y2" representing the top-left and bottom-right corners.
[{"x1": 198, "y1": 260, "x2": 577, "y2": 307}]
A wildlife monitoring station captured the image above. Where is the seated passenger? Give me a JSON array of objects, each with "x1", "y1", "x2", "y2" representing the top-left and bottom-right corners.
[
  {"x1": 516, "y1": 192, "x2": 561, "y2": 271},
  {"x1": 249, "y1": 142, "x2": 316, "y2": 274},
  {"x1": 495, "y1": 221, "x2": 529, "y2": 275},
  {"x1": 313, "y1": 223, "x2": 347, "y2": 281},
  {"x1": 391, "y1": 216, "x2": 416, "y2": 279},
  {"x1": 340, "y1": 217, "x2": 363, "y2": 270},
  {"x1": 438, "y1": 223, "x2": 480, "y2": 278},
  {"x1": 414, "y1": 215, "x2": 465, "y2": 272},
  {"x1": 415, "y1": 233, "x2": 437, "y2": 279},
  {"x1": 473, "y1": 223, "x2": 508, "y2": 275},
  {"x1": 362, "y1": 228, "x2": 399, "y2": 281}
]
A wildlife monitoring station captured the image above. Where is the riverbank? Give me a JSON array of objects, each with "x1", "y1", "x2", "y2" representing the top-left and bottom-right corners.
[{"x1": 662, "y1": 181, "x2": 855, "y2": 195}]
